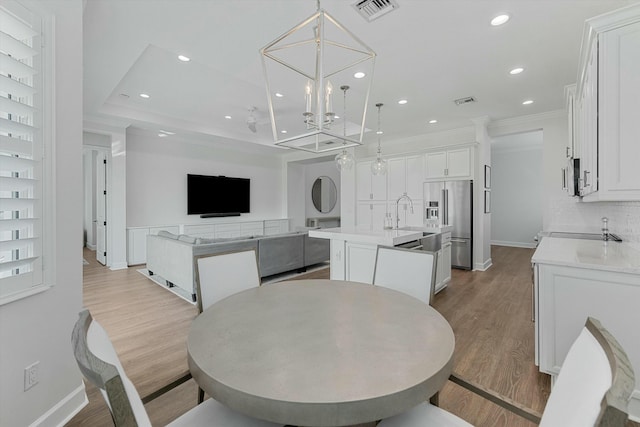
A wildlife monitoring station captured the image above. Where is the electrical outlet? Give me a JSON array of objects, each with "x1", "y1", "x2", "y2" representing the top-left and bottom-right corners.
[{"x1": 24, "y1": 361, "x2": 39, "y2": 391}]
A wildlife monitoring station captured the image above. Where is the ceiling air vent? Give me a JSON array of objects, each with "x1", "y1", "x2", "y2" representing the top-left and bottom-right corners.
[
  {"x1": 352, "y1": 0, "x2": 399, "y2": 22},
  {"x1": 453, "y1": 96, "x2": 477, "y2": 106}
]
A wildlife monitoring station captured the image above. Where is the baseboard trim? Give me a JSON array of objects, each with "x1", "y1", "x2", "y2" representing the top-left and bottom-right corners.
[
  {"x1": 474, "y1": 258, "x2": 493, "y2": 271},
  {"x1": 85, "y1": 243, "x2": 96, "y2": 250},
  {"x1": 491, "y1": 240, "x2": 537, "y2": 249},
  {"x1": 109, "y1": 261, "x2": 129, "y2": 271},
  {"x1": 29, "y1": 383, "x2": 87, "y2": 427}
]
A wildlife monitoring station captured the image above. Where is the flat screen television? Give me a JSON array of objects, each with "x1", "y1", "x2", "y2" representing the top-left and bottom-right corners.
[{"x1": 187, "y1": 174, "x2": 250, "y2": 217}]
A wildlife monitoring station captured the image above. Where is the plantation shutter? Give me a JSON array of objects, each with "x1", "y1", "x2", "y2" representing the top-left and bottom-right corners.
[{"x1": 0, "y1": 1, "x2": 44, "y2": 301}]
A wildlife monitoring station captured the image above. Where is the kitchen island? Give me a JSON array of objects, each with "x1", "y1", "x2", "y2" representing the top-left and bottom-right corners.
[
  {"x1": 309, "y1": 226, "x2": 452, "y2": 285},
  {"x1": 532, "y1": 237, "x2": 640, "y2": 421}
]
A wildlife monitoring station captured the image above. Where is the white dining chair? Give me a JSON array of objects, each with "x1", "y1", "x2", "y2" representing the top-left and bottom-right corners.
[
  {"x1": 194, "y1": 248, "x2": 261, "y2": 403},
  {"x1": 194, "y1": 248, "x2": 261, "y2": 313},
  {"x1": 378, "y1": 316, "x2": 635, "y2": 427},
  {"x1": 372, "y1": 245, "x2": 437, "y2": 305},
  {"x1": 71, "y1": 309, "x2": 281, "y2": 427}
]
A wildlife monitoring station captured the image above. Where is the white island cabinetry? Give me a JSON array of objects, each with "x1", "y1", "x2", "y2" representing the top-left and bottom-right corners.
[
  {"x1": 532, "y1": 237, "x2": 640, "y2": 419},
  {"x1": 310, "y1": 228, "x2": 426, "y2": 283}
]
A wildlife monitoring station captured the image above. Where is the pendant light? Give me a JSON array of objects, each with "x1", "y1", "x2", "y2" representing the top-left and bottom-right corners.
[
  {"x1": 260, "y1": 0, "x2": 376, "y2": 154},
  {"x1": 335, "y1": 85, "x2": 355, "y2": 171},
  {"x1": 371, "y1": 103, "x2": 387, "y2": 175}
]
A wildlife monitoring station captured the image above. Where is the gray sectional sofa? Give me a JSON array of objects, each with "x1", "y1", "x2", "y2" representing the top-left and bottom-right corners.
[{"x1": 146, "y1": 231, "x2": 329, "y2": 301}]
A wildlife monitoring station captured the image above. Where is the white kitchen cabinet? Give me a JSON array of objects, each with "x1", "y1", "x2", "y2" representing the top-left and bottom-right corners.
[
  {"x1": 434, "y1": 232, "x2": 451, "y2": 294},
  {"x1": 574, "y1": 39, "x2": 598, "y2": 196},
  {"x1": 597, "y1": 19, "x2": 640, "y2": 200},
  {"x1": 387, "y1": 155, "x2": 424, "y2": 200},
  {"x1": 357, "y1": 202, "x2": 387, "y2": 231},
  {"x1": 356, "y1": 161, "x2": 387, "y2": 201},
  {"x1": 572, "y1": 5, "x2": 640, "y2": 201},
  {"x1": 532, "y1": 236, "x2": 640, "y2": 418},
  {"x1": 425, "y1": 147, "x2": 471, "y2": 180}
]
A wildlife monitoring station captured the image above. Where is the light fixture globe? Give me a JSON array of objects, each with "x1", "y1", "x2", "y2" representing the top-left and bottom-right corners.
[
  {"x1": 371, "y1": 156, "x2": 387, "y2": 175},
  {"x1": 335, "y1": 149, "x2": 354, "y2": 171},
  {"x1": 260, "y1": 2, "x2": 376, "y2": 153}
]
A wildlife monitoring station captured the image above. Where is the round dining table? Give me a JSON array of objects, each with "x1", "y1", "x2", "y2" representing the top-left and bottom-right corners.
[{"x1": 187, "y1": 279, "x2": 455, "y2": 427}]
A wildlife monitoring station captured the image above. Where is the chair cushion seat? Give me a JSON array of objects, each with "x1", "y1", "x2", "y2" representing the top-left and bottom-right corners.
[
  {"x1": 167, "y1": 398, "x2": 280, "y2": 426},
  {"x1": 379, "y1": 402, "x2": 473, "y2": 427}
]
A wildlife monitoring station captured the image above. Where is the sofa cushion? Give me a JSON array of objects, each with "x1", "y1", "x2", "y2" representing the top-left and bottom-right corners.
[
  {"x1": 157, "y1": 230, "x2": 179, "y2": 239},
  {"x1": 178, "y1": 234, "x2": 197, "y2": 244}
]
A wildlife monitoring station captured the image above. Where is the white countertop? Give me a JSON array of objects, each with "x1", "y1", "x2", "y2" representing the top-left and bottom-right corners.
[
  {"x1": 309, "y1": 227, "x2": 427, "y2": 246},
  {"x1": 532, "y1": 236, "x2": 640, "y2": 274}
]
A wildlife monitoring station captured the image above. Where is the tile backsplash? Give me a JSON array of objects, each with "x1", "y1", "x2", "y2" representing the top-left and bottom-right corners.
[{"x1": 547, "y1": 196, "x2": 640, "y2": 243}]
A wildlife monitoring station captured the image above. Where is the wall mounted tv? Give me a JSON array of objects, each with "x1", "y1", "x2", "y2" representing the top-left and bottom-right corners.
[{"x1": 187, "y1": 174, "x2": 250, "y2": 217}]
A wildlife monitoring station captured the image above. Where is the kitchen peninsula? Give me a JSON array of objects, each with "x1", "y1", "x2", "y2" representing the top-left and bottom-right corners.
[{"x1": 310, "y1": 226, "x2": 452, "y2": 285}]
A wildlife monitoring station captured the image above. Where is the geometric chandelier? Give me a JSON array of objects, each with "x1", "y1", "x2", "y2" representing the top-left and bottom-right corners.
[{"x1": 260, "y1": 1, "x2": 376, "y2": 154}]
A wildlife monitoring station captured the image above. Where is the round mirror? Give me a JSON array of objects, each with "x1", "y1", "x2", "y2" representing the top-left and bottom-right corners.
[{"x1": 311, "y1": 176, "x2": 337, "y2": 213}]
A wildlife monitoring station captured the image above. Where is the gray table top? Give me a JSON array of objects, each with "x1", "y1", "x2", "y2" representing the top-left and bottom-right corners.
[{"x1": 187, "y1": 279, "x2": 455, "y2": 426}]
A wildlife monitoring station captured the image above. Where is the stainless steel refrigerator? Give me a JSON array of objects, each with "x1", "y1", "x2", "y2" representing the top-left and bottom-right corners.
[{"x1": 423, "y1": 180, "x2": 473, "y2": 270}]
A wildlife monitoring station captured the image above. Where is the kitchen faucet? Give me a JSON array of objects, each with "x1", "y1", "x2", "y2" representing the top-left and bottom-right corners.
[{"x1": 395, "y1": 193, "x2": 414, "y2": 229}]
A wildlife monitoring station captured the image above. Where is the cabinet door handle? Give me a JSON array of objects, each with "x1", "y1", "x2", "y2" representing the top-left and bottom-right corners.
[
  {"x1": 584, "y1": 170, "x2": 590, "y2": 187},
  {"x1": 450, "y1": 238, "x2": 467, "y2": 244},
  {"x1": 566, "y1": 146, "x2": 570, "y2": 158}
]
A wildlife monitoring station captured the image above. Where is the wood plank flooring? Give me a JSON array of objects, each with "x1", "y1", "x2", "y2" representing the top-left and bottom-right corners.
[{"x1": 69, "y1": 246, "x2": 638, "y2": 426}]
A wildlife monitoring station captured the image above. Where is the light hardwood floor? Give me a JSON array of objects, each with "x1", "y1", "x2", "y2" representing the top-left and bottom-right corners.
[{"x1": 69, "y1": 246, "x2": 638, "y2": 427}]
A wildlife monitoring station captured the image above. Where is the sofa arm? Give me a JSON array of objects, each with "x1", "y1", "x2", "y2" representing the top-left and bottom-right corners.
[{"x1": 304, "y1": 233, "x2": 330, "y2": 267}]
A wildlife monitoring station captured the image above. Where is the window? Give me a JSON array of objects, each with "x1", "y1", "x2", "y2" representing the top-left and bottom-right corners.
[{"x1": 0, "y1": 1, "x2": 47, "y2": 304}]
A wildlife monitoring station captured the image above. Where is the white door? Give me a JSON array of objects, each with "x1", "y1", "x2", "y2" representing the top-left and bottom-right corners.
[{"x1": 96, "y1": 151, "x2": 107, "y2": 265}]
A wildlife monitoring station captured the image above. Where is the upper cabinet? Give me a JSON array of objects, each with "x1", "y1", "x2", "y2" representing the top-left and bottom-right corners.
[
  {"x1": 425, "y1": 147, "x2": 471, "y2": 180},
  {"x1": 572, "y1": 4, "x2": 640, "y2": 201},
  {"x1": 387, "y1": 155, "x2": 424, "y2": 200},
  {"x1": 356, "y1": 161, "x2": 387, "y2": 201}
]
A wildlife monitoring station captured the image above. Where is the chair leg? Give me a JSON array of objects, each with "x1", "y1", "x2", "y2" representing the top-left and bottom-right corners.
[{"x1": 198, "y1": 387, "x2": 205, "y2": 404}]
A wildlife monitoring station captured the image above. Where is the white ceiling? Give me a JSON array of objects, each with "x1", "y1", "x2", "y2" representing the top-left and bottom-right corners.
[{"x1": 83, "y1": 0, "x2": 635, "y2": 154}]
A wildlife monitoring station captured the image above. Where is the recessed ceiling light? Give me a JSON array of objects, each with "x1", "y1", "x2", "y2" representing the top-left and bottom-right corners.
[
  {"x1": 522, "y1": 99, "x2": 534, "y2": 105},
  {"x1": 491, "y1": 14, "x2": 510, "y2": 26},
  {"x1": 275, "y1": 92, "x2": 284, "y2": 98},
  {"x1": 158, "y1": 133, "x2": 167, "y2": 137},
  {"x1": 398, "y1": 99, "x2": 408, "y2": 105},
  {"x1": 354, "y1": 72, "x2": 366, "y2": 79},
  {"x1": 334, "y1": 115, "x2": 340, "y2": 119},
  {"x1": 224, "y1": 115, "x2": 232, "y2": 119},
  {"x1": 281, "y1": 130, "x2": 287, "y2": 134},
  {"x1": 139, "y1": 93, "x2": 150, "y2": 99},
  {"x1": 429, "y1": 119, "x2": 438, "y2": 124},
  {"x1": 178, "y1": 55, "x2": 190, "y2": 62},
  {"x1": 376, "y1": 130, "x2": 383, "y2": 135},
  {"x1": 159, "y1": 130, "x2": 175, "y2": 135},
  {"x1": 510, "y1": 67, "x2": 524, "y2": 75}
]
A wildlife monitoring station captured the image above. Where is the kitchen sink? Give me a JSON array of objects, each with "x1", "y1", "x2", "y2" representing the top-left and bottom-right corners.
[{"x1": 548, "y1": 232, "x2": 622, "y2": 242}]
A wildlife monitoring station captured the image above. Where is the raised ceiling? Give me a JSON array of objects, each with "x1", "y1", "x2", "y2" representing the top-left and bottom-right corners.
[{"x1": 83, "y1": 0, "x2": 635, "y2": 153}]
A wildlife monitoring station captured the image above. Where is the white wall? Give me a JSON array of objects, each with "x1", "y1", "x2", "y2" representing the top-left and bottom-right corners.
[
  {"x1": 0, "y1": 1, "x2": 85, "y2": 426},
  {"x1": 126, "y1": 131, "x2": 286, "y2": 227},
  {"x1": 491, "y1": 131, "x2": 544, "y2": 248},
  {"x1": 489, "y1": 111, "x2": 640, "y2": 244}
]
